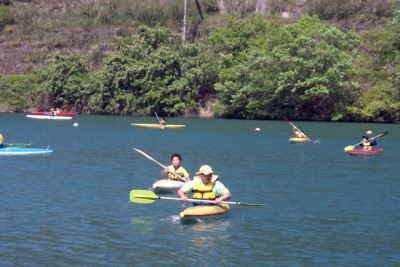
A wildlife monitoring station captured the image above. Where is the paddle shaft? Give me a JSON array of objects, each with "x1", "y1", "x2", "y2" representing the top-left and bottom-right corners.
[
  {"x1": 131, "y1": 190, "x2": 266, "y2": 206},
  {"x1": 282, "y1": 116, "x2": 316, "y2": 143},
  {"x1": 159, "y1": 196, "x2": 246, "y2": 205},
  {"x1": 133, "y1": 148, "x2": 187, "y2": 181},
  {"x1": 154, "y1": 112, "x2": 161, "y2": 124}
]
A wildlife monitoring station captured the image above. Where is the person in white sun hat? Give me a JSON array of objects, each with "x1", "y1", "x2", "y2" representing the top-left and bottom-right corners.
[{"x1": 177, "y1": 165, "x2": 231, "y2": 206}]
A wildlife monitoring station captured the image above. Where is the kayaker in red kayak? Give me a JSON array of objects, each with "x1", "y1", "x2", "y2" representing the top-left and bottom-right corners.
[
  {"x1": 161, "y1": 153, "x2": 190, "y2": 181},
  {"x1": 177, "y1": 165, "x2": 231, "y2": 206},
  {"x1": 360, "y1": 136, "x2": 377, "y2": 150}
]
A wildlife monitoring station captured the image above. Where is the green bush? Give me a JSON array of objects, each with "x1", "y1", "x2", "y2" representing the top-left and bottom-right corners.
[{"x1": 0, "y1": 6, "x2": 15, "y2": 31}]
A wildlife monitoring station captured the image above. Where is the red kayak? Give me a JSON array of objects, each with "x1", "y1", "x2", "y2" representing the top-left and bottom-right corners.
[
  {"x1": 33, "y1": 111, "x2": 77, "y2": 116},
  {"x1": 345, "y1": 148, "x2": 384, "y2": 156}
]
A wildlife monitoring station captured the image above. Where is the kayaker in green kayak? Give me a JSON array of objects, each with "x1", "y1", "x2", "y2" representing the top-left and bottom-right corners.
[
  {"x1": 360, "y1": 136, "x2": 377, "y2": 150},
  {"x1": 177, "y1": 165, "x2": 231, "y2": 206},
  {"x1": 161, "y1": 153, "x2": 190, "y2": 181}
]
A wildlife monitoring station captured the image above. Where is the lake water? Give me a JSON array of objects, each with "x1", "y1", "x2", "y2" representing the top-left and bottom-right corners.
[{"x1": 1, "y1": 113, "x2": 399, "y2": 266}]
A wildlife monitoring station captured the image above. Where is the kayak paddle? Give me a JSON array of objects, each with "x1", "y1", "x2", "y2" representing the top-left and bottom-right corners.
[
  {"x1": 133, "y1": 148, "x2": 188, "y2": 182},
  {"x1": 344, "y1": 131, "x2": 388, "y2": 152},
  {"x1": 154, "y1": 111, "x2": 161, "y2": 123},
  {"x1": 130, "y1": 190, "x2": 267, "y2": 206},
  {"x1": 282, "y1": 116, "x2": 319, "y2": 144},
  {"x1": 154, "y1": 112, "x2": 165, "y2": 129}
]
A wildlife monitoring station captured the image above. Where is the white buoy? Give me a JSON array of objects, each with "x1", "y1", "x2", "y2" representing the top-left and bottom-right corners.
[
  {"x1": 255, "y1": 128, "x2": 261, "y2": 132},
  {"x1": 73, "y1": 123, "x2": 79, "y2": 127}
]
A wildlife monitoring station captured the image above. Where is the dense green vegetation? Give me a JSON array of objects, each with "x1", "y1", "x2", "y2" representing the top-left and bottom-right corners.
[{"x1": 0, "y1": 0, "x2": 399, "y2": 122}]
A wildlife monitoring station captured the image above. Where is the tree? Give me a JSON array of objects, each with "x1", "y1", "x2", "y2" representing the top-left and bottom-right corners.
[
  {"x1": 211, "y1": 15, "x2": 359, "y2": 120},
  {"x1": 35, "y1": 53, "x2": 91, "y2": 112}
]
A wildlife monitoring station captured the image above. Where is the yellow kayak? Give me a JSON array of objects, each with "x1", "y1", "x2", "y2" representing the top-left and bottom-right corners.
[
  {"x1": 179, "y1": 203, "x2": 230, "y2": 220},
  {"x1": 131, "y1": 123, "x2": 186, "y2": 129},
  {"x1": 289, "y1": 137, "x2": 308, "y2": 143}
]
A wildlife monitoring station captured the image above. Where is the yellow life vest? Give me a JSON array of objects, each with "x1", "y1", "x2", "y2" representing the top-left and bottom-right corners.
[
  {"x1": 167, "y1": 166, "x2": 187, "y2": 181},
  {"x1": 363, "y1": 142, "x2": 372, "y2": 150},
  {"x1": 295, "y1": 130, "x2": 303, "y2": 138},
  {"x1": 0, "y1": 133, "x2": 3, "y2": 144},
  {"x1": 192, "y1": 175, "x2": 219, "y2": 199}
]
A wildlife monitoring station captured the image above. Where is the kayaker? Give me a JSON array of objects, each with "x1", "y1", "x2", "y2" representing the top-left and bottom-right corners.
[
  {"x1": 0, "y1": 132, "x2": 4, "y2": 148},
  {"x1": 159, "y1": 117, "x2": 167, "y2": 125},
  {"x1": 293, "y1": 127, "x2": 305, "y2": 138},
  {"x1": 360, "y1": 136, "x2": 377, "y2": 150},
  {"x1": 50, "y1": 108, "x2": 55, "y2": 116},
  {"x1": 161, "y1": 153, "x2": 190, "y2": 181},
  {"x1": 177, "y1": 165, "x2": 231, "y2": 206}
]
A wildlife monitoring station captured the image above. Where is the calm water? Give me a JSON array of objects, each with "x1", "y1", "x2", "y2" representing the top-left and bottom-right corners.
[{"x1": 1, "y1": 113, "x2": 399, "y2": 266}]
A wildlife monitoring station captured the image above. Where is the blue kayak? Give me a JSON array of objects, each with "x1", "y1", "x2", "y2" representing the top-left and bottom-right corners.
[{"x1": 0, "y1": 147, "x2": 53, "y2": 155}]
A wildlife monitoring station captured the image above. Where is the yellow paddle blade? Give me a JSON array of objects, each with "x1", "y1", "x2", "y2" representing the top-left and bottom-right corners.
[
  {"x1": 344, "y1": 145, "x2": 355, "y2": 151},
  {"x1": 130, "y1": 190, "x2": 159, "y2": 204}
]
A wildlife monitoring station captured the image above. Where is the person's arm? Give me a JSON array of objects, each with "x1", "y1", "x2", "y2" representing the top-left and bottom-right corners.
[
  {"x1": 214, "y1": 181, "x2": 231, "y2": 204},
  {"x1": 177, "y1": 188, "x2": 189, "y2": 202},
  {"x1": 177, "y1": 182, "x2": 192, "y2": 202},
  {"x1": 214, "y1": 192, "x2": 232, "y2": 205},
  {"x1": 160, "y1": 165, "x2": 171, "y2": 175},
  {"x1": 370, "y1": 139, "x2": 377, "y2": 146}
]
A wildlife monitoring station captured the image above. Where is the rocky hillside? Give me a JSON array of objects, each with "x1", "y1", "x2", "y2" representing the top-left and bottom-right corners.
[{"x1": 0, "y1": 0, "x2": 390, "y2": 75}]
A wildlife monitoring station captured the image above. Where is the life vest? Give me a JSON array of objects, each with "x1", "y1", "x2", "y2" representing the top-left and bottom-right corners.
[
  {"x1": 192, "y1": 175, "x2": 219, "y2": 199},
  {"x1": 0, "y1": 133, "x2": 3, "y2": 145},
  {"x1": 167, "y1": 166, "x2": 186, "y2": 181},
  {"x1": 362, "y1": 141, "x2": 372, "y2": 150},
  {"x1": 295, "y1": 130, "x2": 303, "y2": 138}
]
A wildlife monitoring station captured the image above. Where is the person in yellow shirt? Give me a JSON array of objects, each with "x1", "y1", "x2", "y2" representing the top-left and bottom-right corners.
[
  {"x1": 0, "y1": 133, "x2": 4, "y2": 148},
  {"x1": 161, "y1": 153, "x2": 190, "y2": 181}
]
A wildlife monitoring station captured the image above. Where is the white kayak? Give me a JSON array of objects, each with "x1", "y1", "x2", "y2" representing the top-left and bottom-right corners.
[
  {"x1": 152, "y1": 179, "x2": 186, "y2": 194},
  {"x1": 26, "y1": 114, "x2": 72, "y2": 120},
  {"x1": 0, "y1": 147, "x2": 53, "y2": 155}
]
